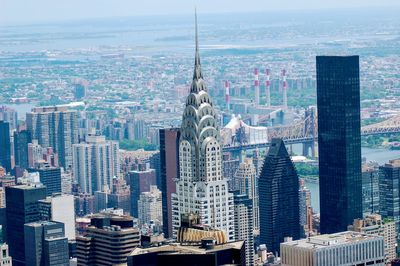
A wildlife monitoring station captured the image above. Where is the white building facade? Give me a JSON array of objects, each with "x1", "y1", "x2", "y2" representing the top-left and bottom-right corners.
[
  {"x1": 138, "y1": 185, "x2": 162, "y2": 226},
  {"x1": 172, "y1": 15, "x2": 235, "y2": 241},
  {"x1": 281, "y1": 231, "x2": 385, "y2": 266},
  {"x1": 72, "y1": 134, "x2": 119, "y2": 194}
]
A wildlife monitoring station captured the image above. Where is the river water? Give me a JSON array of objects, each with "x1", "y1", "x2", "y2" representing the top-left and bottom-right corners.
[{"x1": 304, "y1": 147, "x2": 400, "y2": 213}]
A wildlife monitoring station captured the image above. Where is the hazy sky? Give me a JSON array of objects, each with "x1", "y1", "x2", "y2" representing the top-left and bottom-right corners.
[{"x1": 1, "y1": 0, "x2": 400, "y2": 25}]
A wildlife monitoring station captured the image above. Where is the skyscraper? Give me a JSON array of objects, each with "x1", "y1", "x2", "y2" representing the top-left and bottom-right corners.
[
  {"x1": 72, "y1": 134, "x2": 119, "y2": 194},
  {"x1": 233, "y1": 194, "x2": 254, "y2": 266},
  {"x1": 362, "y1": 164, "x2": 380, "y2": 215},
  {"x1": 0, "y1": 121, "x2": 11, "y2": 173},
  {"x1": 26, "y1": 106, "x2": 78, "y2": 169},
  {"x1": 138, "y1": 185, "x2": 162, "y2": 226},
  {"x1": 5, "y1": 185, "x2": 47, "y2": 266},
  {"x1": 24, "y1": 221, "x2": 69, "y2": 266},
  {"x1": 317, "y1": 55, "x2": 362, "y2": 234},
  {"x1": 14, "y1": 130, "x2": 32, "y2": 170},
  {"x1": 259, "y1": 138, "x2": 300, "y2": 254},
  {"x1": 235, "y1": 157, "x2": 259, "y2": 232},
  {"x1": 171, "y1": 13, "x2": 235, "y2": 240},
  {"x1": 159, "y1": 128, "x2": 180, "y2": 238},
  {"x1": 36, "y1": 164, "x2": 62, "y2": 196}
]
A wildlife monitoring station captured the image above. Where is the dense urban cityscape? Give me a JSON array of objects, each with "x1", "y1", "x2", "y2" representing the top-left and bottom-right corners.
[{"x1": 1, "y1": 2, "x2": 400, "y2": 266}]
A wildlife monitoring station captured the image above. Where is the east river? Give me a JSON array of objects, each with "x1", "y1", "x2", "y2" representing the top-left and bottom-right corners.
[{"x1": 304, "y1": 147, "x2": 400, "y2": 213}]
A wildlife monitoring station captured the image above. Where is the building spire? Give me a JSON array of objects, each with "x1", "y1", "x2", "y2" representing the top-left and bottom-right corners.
[{"x1": 193, "y1": 8, "x2": 202, "y2": 80}]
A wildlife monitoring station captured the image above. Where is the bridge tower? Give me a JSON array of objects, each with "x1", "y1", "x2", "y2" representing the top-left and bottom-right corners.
[{"x1": 302, "y1": 107, "x2": 316, "y2": 158}]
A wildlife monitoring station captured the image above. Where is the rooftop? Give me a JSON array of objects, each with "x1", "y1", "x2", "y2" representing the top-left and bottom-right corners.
[{"x1": 282, "y1": 231, "x2": 382, "y2": 249}]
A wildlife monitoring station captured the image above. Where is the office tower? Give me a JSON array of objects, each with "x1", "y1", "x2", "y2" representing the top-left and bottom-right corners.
[
  {"x1": 74, "y1": 193, "x2": 95, "y2": 217},
  {"x1": 0, "y1": 121, "x2": 11, "y2": 173},
  {"x1": 280, "y1": 231, "x2": 384, "y2": 266},
  {"x1": 349, "y1": 214, "x2": 397, "y2": 263},
  {"x1": 24, "y1": 221, "x2": 69, "y2": 266},
  {"x1": 259, "y1": 138, "x2": 300, "y2": 254},
  {"x1": 171, "y1": 14, "x2": 235, "y2": 241},
  {"x1": 26, "y1": 106, "x2": 78, "y2": 169},
  {"x1": 72, "y1": 134, "x2": 119, "y2": 194},
  {"x1": 76, "y1": 213, "x2": 140, "y2": 265},
  {"x1": 35, "y1": 164, "x2": 62, "y2": 196},
  {"x1": 28, "y1": 140, "x2": 43, "y2": 168},
  {"x1": 128, "y1": 167, "x2": 157, "y2": 218},
  {"x1": 317, "y1": 56, "x2": 362, "y2": 234},
  {"x1": 362, "y1": 164, "x2": 380, "y2": 215},
  {"x1": 5, "y1": 185, "x2": 46, "y2": 266},
  {"x1": 38, "y1": 194, "x2": 76, "y2": 241},
  {"x1": 234, "y1": 194, "x2": 254, "y2": 266},
  {"x1": 14, "y1": 130, "x2": 31, "y2": 170},
  {"x1": 222, "y1": 153, "x2": 241, "y2": 191},
  {"x1": 159, "y1": 128, "x2": 180, "y2": 238},
  {"x1": 128, "y1": 240, "x2": 246, "y2": 266},
  {"x1": 108, "y1": 177, "x2": 131, "y2": 215},
  {"x1": 235, "y1": 157, "x2": 259, "y2": 232},
  {"x1": 379, "y1": 159, "x2": 400, "y2": 234},
  {"x1": 299, "y1": 179, "x2": 313, "y2": 237},
  {"x1": 0, "y1": 106, "x2": 17, "y2": 131},
  {"x1": 0, "y1": 243, "x2": 12, "y2": 266},
  {"x1": 138, "y1": 186, "x2": 162, "y2": 226}
]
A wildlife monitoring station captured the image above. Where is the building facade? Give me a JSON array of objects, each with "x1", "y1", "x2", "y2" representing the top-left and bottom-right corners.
[
  {"x1": 14, "y1": 130, "x2": 31, "y2": 170},
  {"x1": 317, "y1": 55, "x2": 362, "y2": 234},
  {"x1": 259, "y1": 138, "x2": 300, "y2": 254},
  {"x1": 281, "y1": 231, "x2": 385, "y2": 266},
  {"x1": 138, "y1": 185, "x2": 162, "y2": 226},
  {"x1": 171, "y1": 17, "x2": 235, "y2": 240},
  {"x1": 26, "y1": 106, "x2": 78, "y2": 169},
  {"x1": 362, "y1": 164, "x2": 380, "y2": 215},
  {"x1": 235, "y1": 157, "x2": 259, "y2": 232},
  {"x1": 159, "y1": 128, "x2": 180, "y2": 238},
  {"x1": 24, "y1": 221, "x2": 69, "y2": 266},
  {"x1": 0, "y1": 121, "x2": 11, "y2": 173},
  {"x1": 72, "y1": 134, "x2": 119, "y2": 194},
  {"x1": 5, "y1": 185, "x2": 47, "y2": 266},
  {"x1": 234, "y1": 194, "x2": 254, "y2": 266},
  {"x1": 36, "y1": 164, "x2": 62, "y2": 196}
]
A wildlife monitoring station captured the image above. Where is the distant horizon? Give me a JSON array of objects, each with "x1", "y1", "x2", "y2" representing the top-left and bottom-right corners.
[{"x1": 1, "y1": 2, "x2": 400, "y2": 27}]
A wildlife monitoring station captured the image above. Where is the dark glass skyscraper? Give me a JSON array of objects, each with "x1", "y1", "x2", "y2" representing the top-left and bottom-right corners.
[
  {"x1": 317, "y1": 55, "x2": 362, "y2": 234},
  {"x1": 259, "y1": 138, "x2": 300, "y2": 254},
  {"x1": 14, "y1": 130, "x2": 32, "y2": 170},
  {"x1": 36, "y1": 164, "x2": 62, "y2": 196},
  {"x1": 159, "y1": 128, "x2": 180, "y2": 238},
  {"x1": 0, "y1": 121, "x2": 11, "y2": 172},
  {"x1": 5, "y1": 185, "x2": 47, "y2": 266}
]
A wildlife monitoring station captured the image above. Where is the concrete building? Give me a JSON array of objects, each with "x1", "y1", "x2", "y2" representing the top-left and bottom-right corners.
[
  {"x1": 159, "y1": 127, "x2": 180, "y2": 238},
  {"x1": 76, "y1": 213, "x2": 140, "y2": 266},
  {"x1": 349, "y1": 214, "x2": 397, "y2": 264},
  {"x1": 128, "y1": 240, "x2": 246, "y2": 266},
  {"x1": 0, "y1": 106, "x2": 18, "y2": 131},
  {"x1": 5, "y1": 185, "x2": 47, "y2": 266},
  {"x1": 24, "y1": 221, "x2": 69, "y2": 266},
  {"x1": 72, "y1": 134, "x2": 119, "y2": 194},
  {"x1": 299, "y1": 179, "x2": 313, "y2": 237},
  {"x1": 172, "y1": 14, "x2": 235, "y2": 241},
  {"x1": 234, "y1": 194, "x2": 254, "y2": 266},
  {"x1": 128, "y1": 167, "x2": 157, "y2": 218},
  {"x1": 74, "y1": 193, "x2": 95, "y2": 217},
  {"x1": 138, "y1": 185, "x2": 162, "y2": 226},
  {"x1": 235, "y1": 157, "x2": 259, "y2": 232},
  {"x1": 0, "y1": 243, "x2": 12, "y2": 266},
  {"x1": 38, "y1": 194, "x2": 76, "y2": 241},
  {"x1": 26, "y1": 106, "x2": 78, "y2": 169},
  {"x1": 108, "y1": 177, "x2": 131, "y2": 215},
  {"x1": 222, "y1": 153, "x2": 240, "y2": 191},
  {"x1": 281, "y1": 231, "x2": 385, "y2": 266}
]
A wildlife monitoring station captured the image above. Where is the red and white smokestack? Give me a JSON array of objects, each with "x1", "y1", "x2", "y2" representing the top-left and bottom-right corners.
[
  {"x1": 225, "y1": 80, "x2": 230, "y2": 110},
  {"x1": 254, "y1": 68, "x2": 260, "y2": 106},
  {"x1": 265, "y1": 69, "x2": 271, "y2": 107},
  {"x1": 282, "y1": 69, "x2": 288, "y2": 109}
]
